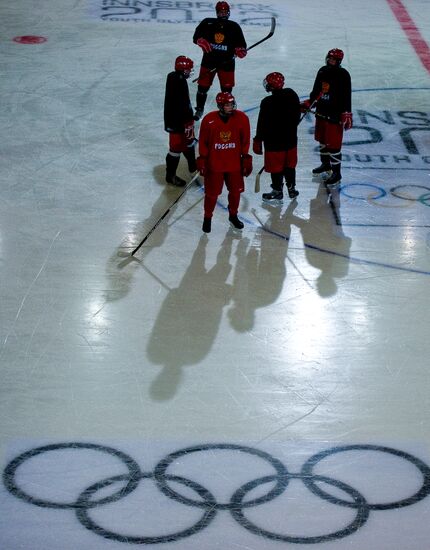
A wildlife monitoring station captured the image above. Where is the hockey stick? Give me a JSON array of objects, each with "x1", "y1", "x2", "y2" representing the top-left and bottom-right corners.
[
  {"x1": 130, "y1": 171, "x2": 200, "y2": 256},
  {"x1": 254, "y1": 166, "x2": 264, "y2": 193},
  {"x1": 254, "y1": 92, "x2": 322, "y2": 193},
  {"x1": 246, "y1": 16, "x2": 276, "y2": 52},
  {"x1": 192, "y1": 17, "x2": 276, "y2": 83}
]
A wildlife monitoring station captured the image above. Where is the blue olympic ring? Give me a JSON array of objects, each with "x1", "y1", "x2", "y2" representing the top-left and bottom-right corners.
[{"x1": 340, "y1": 183, "x2": 387, "y2": 200}]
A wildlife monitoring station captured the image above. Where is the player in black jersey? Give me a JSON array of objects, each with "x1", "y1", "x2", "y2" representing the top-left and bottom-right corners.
[
  {"x1": 164, "y1": 56, "x2": 196, "y2": 186},
  {"x1": 301, "y1": 48, "x2": 352, "y2": 185},
  {"x1": 253, "y1": 72, "x2": 301, "y2": 201},
  {"x1": 192, "y1": 1, "x2": 247, "y2": 120}
]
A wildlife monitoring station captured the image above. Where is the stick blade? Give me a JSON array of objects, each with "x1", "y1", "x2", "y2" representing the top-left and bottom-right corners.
[{"x1": 268, "y1": 16, "x2": 276, "y2": 37}]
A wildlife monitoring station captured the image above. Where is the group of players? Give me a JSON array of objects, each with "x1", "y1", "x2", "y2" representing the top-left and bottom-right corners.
[{"x1": 163, "y1": 2, "x2": 352, "y2": 234}]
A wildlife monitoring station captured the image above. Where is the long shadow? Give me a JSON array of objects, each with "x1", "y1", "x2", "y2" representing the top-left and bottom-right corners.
[
  {"x1": 227, "y1": 200, "x2": 298, "y2": 332},
  {"x1": 290, "y1": 183, "x2": 352, "y2": 297},
  {"x1": 147, "y1": 233, "x2": 235, "y2": 401}
]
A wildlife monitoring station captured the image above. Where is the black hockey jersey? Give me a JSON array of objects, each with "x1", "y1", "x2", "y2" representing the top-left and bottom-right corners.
[
  {"x1": 310, "y1": 65, "x2": 352, "y2": 123},
  {"x1": 164, "y1": 71, "x2": 193, "y2": 133},
  {"x1": 255, "y1": 88, "x2": 301, "y2": 151},
  {"x1": 193, "y1": 18, "x2": 246, "y2": 69}
]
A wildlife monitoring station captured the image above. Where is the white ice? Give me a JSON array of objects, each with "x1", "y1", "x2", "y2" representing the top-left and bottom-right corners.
[{"x1": 1, "y1": 0, "x2": 430, "y2": 548}]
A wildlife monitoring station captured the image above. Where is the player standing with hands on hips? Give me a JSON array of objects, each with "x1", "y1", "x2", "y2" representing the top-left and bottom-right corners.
[
  {"x1": 192, "y1": 1, "x2": 247, "y2": 121},
  {"x1": 253, "y1": 72, "x2": 301, "y2": 201},
  {"x1": 197, "y1": 92, "x2": 252, "y2": 234},
  {"x1": 164, "y1": 55, "x2": 196, "y2": 187},
  {"x1": 301, "y1": 48, "x2": 352, "y2": 185}
]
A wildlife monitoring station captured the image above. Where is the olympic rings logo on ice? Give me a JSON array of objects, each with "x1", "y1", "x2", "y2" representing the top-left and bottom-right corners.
[
  {"x1": 340, "y1": 183, "x2": 430, "y2": 207},
  {"x1": 3, "y1": 442, "x2": 430, "y2": 545}
]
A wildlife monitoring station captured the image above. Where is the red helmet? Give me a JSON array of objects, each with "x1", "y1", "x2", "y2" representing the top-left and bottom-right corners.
[
  {"x1": 175, "y1": 55, "x2": 194, "y2": 76},
  {"x1": 216, "y1": 91, "x2": 236, "y2": 113},
  {"x1": 326, "y1": 48, "x2": 344, "y2": 65},
  {"x1": 263, "y1": 72, "x2": 285, "y2": 92},
  {"x1": 216, "y1": 1, "x2": 230, "y2": 19}
]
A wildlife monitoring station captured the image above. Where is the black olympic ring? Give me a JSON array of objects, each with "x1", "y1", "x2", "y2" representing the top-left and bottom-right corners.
[
  {"x1": 231, "y1": 472, "x2": 369, "y2": 544},
  {"x1": 390, "y1": 184, "x2": 430, "y2": 207},
  {"x1": 3, "y1": 441, "x2": 430, "y2": 545},
  {"x1": 153, "y1": 443, "x2": 289, "y2": 510},
  {"x1": 301, "y1": 444, "x2": 430, "y2": 510},
  {"x1": 2, "y1": 442, "x2": 141, "y2": 509},
  {"x1": 76, "y1": 472, "x2": 216, "y2": 544}
]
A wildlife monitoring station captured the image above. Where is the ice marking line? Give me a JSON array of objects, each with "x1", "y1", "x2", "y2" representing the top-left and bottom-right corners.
[
  {"x1": 252, "y1": 220, "x2": 430, "y2": 277},
  {"x1": 386, "y1": 0, "x2": 430, "y2": 74},
  {"x1": 243, "y1": 87, "x2": 430, "y2": 114}
]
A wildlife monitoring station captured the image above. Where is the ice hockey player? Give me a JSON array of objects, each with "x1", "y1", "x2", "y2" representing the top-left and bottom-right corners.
[
  {"x1": 163, "y1": 55, "x2": 196, "y2": 186},
  {"x1": 192, "y1": 1, "x2": 247, "y2": 120},
  {"x1": 196, "y1": 92, "x2": 252, "y2": 233},
  {"x1": 253, "y1": 72, "x2": 301, "y2": 201},
  {"x1": 301, "y1": 48, "x2": 352, "y2": 185}
]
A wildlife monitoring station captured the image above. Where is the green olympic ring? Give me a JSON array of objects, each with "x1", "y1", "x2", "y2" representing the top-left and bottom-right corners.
[{"x1": 418, "y1": 192, "x2": 430, "y2": 207}]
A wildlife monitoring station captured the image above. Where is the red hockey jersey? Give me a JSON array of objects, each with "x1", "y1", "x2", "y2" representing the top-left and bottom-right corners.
[{"x1": 198, "y1": 110, "x2": 250, "y2": 172}]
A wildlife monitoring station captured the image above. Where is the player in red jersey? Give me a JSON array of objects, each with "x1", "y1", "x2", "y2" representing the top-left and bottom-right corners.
[
  {"x1": 197, "y1": 92, "x2": 252, "y2": 233},
  {"x1": 192, "y1": 1, "x2": 247, "y2": 120}
]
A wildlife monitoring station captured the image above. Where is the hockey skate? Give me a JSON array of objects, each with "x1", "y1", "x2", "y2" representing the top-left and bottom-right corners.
[
  {"x1": 202, "y1": 217, "x2": 211, "y2": 233},
  {"x1": 262, "y1": 189, "x2": 283, "y2": 202},
  {"x1": 324, "y1": 172, "x2": 341, "y2": 186},
  {"x1": 166, "y1": 175, "x2": 186, "y2": 187},
  {"x1": 312, "y1": 163, "x2": 331, "y2": 175},
  {"x1": 229, "y1": 215, "x2": 244, "y2": 230},
  {"x1": 324, "y1": 165, "x2": 341, "y2": 186},
  {"x1": 287, "y1": 186, "x2": 299, "y2": 199}
]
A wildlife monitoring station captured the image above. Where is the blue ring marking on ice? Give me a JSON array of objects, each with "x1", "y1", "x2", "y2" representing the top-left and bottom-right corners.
[
  {"x1": 243, "y1": 86, "x2": 430, "y2": 113},
  {"x1": 340, "y1": 183, "x2": 387, "y2": 200},
  {"x1": 251, "y1": 221, "x2": 430, "y2": 276},
  {"x1": 202, "y1": 87, "x2": 430, "y2": 276}
]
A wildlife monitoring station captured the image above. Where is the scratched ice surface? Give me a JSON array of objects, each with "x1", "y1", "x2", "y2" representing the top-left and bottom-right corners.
[{"x1": 1, "y1": 0, "x2": 430, "y2": 548}]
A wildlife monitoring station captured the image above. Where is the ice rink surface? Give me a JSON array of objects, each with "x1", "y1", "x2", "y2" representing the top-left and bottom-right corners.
[{"x1": 1, "y1": 0, "x2": 430, "y2": 548}]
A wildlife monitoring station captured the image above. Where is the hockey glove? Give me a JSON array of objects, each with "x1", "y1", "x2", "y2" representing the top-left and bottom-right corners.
[
  {"x1": 235, "y1": 47, "x2": 247, "y2": 59},
  {"x1": 197, "y1": 38, "x2": 212, "y2": 53},
  {"x1": 252, "y1": 138, "x2": 263, "y2": 155},
  {"x1": 241, "y1": 154, "x2": 253, "y2": 177},
  {"x1": 196, "y1": 156, "x2": 207, "y2": 176},
  {"x1": 300, "y1": 99, "x2": 311, "y2": 113},
  {"x1": 341, "y1": 112, "x2": 353, "y2": 130}
]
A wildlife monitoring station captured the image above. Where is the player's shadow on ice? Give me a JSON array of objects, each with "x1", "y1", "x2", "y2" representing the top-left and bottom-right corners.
[
  {"x1": 148, "y1": 233, "x2": 236, "y2": 401},
  {"x1": 104, "y1": 165, "x2": 200, "y2": 303},
  {"x1": 227, "y1": 200, "x2": 297, "y2": 333},
  {"x1": 290, "y1": 183, "x2": 352, "y2": 297}
]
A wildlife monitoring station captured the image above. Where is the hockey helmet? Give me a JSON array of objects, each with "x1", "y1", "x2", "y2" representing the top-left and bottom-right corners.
[
  {"x1": 326, "y1": 48, "x2": 344, "y2": 65},
  {"x1": 216, "y1": 1, "x2": 230, "y2": 19},
  {"x1": 216, "y1": 91, "x2": 236, "y2": 114},
  {"x1": 263, "y1": 72, "x2": 285, "y2": 92},
  {"x1": 175, "y1": 55, "x2": 194, "y2": 77}
]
